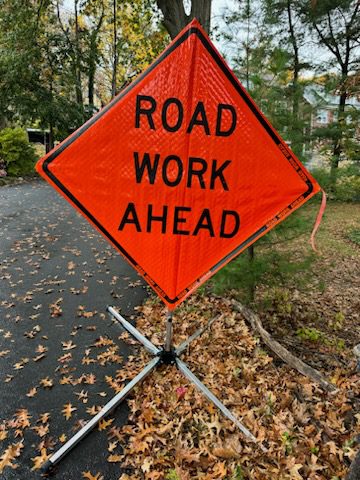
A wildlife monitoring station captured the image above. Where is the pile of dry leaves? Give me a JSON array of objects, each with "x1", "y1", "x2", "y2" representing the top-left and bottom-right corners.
[{"x1": 106, "y1": 294, "x2": 359, "y2": 480}]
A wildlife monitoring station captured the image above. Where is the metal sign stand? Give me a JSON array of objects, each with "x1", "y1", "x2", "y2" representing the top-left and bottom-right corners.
[{"x1": 42, "y1": 306, "x2": 264, "y2": 472}]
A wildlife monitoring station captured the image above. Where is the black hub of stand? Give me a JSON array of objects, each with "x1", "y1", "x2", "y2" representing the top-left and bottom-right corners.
[{"x1": 158, "y1": 347, "x2": 177, "y2": 365}]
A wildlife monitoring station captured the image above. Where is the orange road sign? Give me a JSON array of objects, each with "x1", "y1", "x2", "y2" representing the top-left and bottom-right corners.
[{"x1": 36, "y1": 19, "x2": 320, "y2": 310}]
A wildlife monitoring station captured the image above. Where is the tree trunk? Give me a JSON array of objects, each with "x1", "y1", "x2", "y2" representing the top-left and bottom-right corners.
[
  {"x1": 156, "y1": 0, "x2": 211, "y2": 38},
  {"x1": 74, "y1": 0, "x2": 83, "y2": 106},
  {"x1": 48, "y1": 122, "x2": 54, "y2": 153},
  {"x1": 111, "y1": 0, "x2": 117, "y2": 98},
  {"x1": 0, "y1": 115, "x2": 7, "y2": 130},
  {"x1": 47, "y1": 80, "x2": 55, "y2": 153},
  {"x1": 330, "y1": 87, "x2": 347, "y2": 186},
  {"x1": 247, "y1": 244, "x2": 255, "y2": 302},
  {"x1": 287, "y1": 0, "x2": 302, "y2": 158},
  {"x1": 191, "y1": 0, "x2": 211, "y2": 35},
  {"x1": 88, "y1": 5, "x2": 104, "y2": 108},
  {"x1": 88, "y1": 40, "x2": 96, "y2": 107},
  {"x1": 308, "y1": 2, "x2": 357, "y2": 186}
]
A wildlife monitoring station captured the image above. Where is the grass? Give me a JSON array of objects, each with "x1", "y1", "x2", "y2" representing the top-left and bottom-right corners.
[
  {"x1": 348, "y1": 228, "x2": 360, "y2": 246},
  {"x1": 209, "y1": 200, "x2": 360, "y2": 360}
]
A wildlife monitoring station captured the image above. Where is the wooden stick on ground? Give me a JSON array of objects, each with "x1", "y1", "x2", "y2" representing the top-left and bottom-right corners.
[{"x1": 232, "y1": 300, "x2": 338, "y2": 393}]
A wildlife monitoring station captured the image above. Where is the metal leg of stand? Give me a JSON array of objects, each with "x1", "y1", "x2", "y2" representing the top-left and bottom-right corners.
[
  {"x1": 176, "y1": 314, "x2": 222, "y2": 356},
  {"x1": 176, "y1": 358, "x2": 266, "y2": 452},
  {"x1": 41, "y1": 356, "x2": 160, "y2": 472},
  {"x1": 164, "y1": 310, "x2": 173, "y2": 352},
  {"x1": 107, "y1": 306, "x2": 160, "y2": 355}
]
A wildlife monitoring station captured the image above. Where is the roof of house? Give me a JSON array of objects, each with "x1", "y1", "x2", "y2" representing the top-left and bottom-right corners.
[{"x1": 304, "y1": 84, "x2": 360, "y2": 109}]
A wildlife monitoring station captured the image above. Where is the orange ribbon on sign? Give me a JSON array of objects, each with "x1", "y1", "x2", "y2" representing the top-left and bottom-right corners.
[{"x1": 310, "y1": 189, "x2": 327, "y2": 252}]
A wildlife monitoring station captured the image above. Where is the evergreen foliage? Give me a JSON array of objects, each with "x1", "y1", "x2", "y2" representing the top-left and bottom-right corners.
[
  {"x1": 212, "y1": 207, "x2": 316, "y2": 303},
  {"x1": 312, "y1": 164, "x2": 360, "y2": 202}
]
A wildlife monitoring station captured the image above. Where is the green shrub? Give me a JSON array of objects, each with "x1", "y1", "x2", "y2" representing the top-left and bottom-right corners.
[
  {"x1": 336, "y1": 173, "x2": 360, "y2": 202},
  {"x1": 165, "y1": 470, "x2": 180, "y2": 480},
  {"x1": 312, "y1": 164, "x2": 360, "y2": 202},
  {"x1": 310, "y1": 167, "x2": 332, "y2": 193},
  {"x1": 296, "y1": 327, "x2": 322, "y2": 342},
  {"x1": 348, "y1": 228, "x2": 360, "y2": 245},
  {"x1": 0, "y1": 127, "x2": 37, "y2": 176}
]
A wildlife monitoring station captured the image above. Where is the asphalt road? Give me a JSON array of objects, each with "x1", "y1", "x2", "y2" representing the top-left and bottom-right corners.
[{"x1": 0, "y1": 179, "x2": 148, "y2": 479}]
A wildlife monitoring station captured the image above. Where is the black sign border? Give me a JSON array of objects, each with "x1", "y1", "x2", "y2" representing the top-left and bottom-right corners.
[{"x1": 41, "y1": 25, "x2": 314, "y2": 305}]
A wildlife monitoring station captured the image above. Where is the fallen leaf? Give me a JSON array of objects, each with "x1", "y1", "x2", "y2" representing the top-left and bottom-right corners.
[
  {"x1": 62, "y1": 341, "x2": 76, "y2": 351},
  {"x1": 212, "y1": 461, "x2": 227, "y2": 478},
  {"x1": 13, "y1": 362, "x2": 24, "y2": 370},
  {"x1": 40, "y1": 377, "x2": 53, "y2": 389},
  {"x1": 141, "y1": 457, "x2": 152, "y2": 473},
  {"x1": 107, "y1": 454, "x2": 122, "y2": 462},
  {"x1": 32, "y1": 424, "x2": 49, "y2": 438},
  {"x1": 98, "y1": 418, "x2": 114, "y2": 431},
  {"x1": 107, "y1": 441, "x2": 118, "y2": 452},
  {"x1": 33, "y1": 354, "x2": 46, "y2": 362},
  {"x1": 62, "y1": 403, "x2": 77, "y2": 420},
  {"x1": 212, "y1": 447, "x2": 239, "y2": 459},
  {"x1": 31, "y1": 448, "x2": 50, "y2": 470},
  {"x1": 176, "y1": 386, "x2": 187, "y2": 400},
  {"x1": 82, "y1": 471, "x2": 104, "y2": 480},
  {"x1": 0, "y1": 441, "x2": 24, "y2": 473},
  {"x1": 39, "y1": 413, "x2": 50, "y2": 424},
  {"x1": 75, "y1": 390, "x2": 88, "y2": 403},
  {"x1": 49, "y1": 298, "x2": 62, "y2": 317}
]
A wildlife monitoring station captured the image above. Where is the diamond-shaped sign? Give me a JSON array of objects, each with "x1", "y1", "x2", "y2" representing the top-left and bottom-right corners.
[{"x1": 36, "y1": 19, "x2": 320, "y2": 310}]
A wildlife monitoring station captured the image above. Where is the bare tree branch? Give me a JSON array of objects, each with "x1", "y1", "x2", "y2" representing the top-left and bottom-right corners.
[
  {"x1": 232, "y1": 300, "x2": 338, "y2": 393},
  {"x1": 326, "y1": 11, "x2": 344, "y2": 68}
]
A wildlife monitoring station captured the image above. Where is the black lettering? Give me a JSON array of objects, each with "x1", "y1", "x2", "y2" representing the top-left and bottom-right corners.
[
  {"x1": 187, "y1": 101, "x2": 210, "y2": 135},
  {"x1": 162, "y1": 98, "x2": 184, "y2": 132},
  {"x1": 210, "y1": 160, "x2": 231, "y2": 191},
  {"x1": 173, "y1": 206, "x2": 191, "y2": 235},
  {"x1": 118, "y1": 203, "x2": 141, "y2": 232},
  {"x1": 134, "y1": 152, "x2": 160, "y2": 184},
  {"x1": 193, "y1": 209, "x2": 215, "y2": 237},
  {"x1": 147, "y1": 205, "x2": 168, "y2": 233},
  {"x1": 220, "y1": 210, "x2": 240, "y2": 238},
  {"x1": 162, "y1": 155, "x2": 183, "y2": 187},
  {"x1": 187, "y1": 157, "x2": 207, "y2": 189},
  {"x1": 216, "y1": 104, "x2": 237, "y2": 137},
  {"x1": 135, "y1": 95, "x2": 156, "y2": 129}
]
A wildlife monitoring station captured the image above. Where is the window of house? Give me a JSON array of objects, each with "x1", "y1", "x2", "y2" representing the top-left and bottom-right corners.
[{"x1": 316, "y1": 109, "x2": 328, "y2": 124}]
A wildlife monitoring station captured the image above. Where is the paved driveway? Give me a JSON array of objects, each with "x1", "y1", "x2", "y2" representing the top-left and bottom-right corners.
[{"x1": 0, "y1": 180, "x2": 147, "y2": 479}]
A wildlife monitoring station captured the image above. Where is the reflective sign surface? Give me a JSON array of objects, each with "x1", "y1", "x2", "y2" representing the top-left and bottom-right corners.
[{"x1": 36, "y1": 19, "x2": 320, "y2": 310}]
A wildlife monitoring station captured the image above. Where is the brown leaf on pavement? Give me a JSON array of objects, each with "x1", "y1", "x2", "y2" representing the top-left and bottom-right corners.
[
  {"x1": 0, "y1": 441, "x2": 24, "y2": 473},
  {"x1": 82, "y1": 471, "x2": 104, "y2": 480},
  {"x1": 62, "y1": 403, "x2": 77, "y2": 421},
  {"x1": 31, "y1": 447, "x2": 50, "y2": 470}
]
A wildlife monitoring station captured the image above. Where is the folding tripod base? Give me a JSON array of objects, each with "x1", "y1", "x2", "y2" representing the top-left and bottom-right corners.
[{"x1": 42, "y1": 306, "x2": 263, "y2": 472}]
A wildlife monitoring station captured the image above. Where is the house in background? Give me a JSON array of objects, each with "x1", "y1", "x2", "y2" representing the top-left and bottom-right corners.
[
  {"x1": 303, "y1": 84, "x2": 360, "y2": 167},
  {"x1": 304, "y1": 84, "x2": 360, "y2": 129}
]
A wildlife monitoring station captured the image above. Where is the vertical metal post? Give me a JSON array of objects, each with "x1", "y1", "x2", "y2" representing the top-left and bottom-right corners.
[{"x1": 164, "y1": 310, "x2": 173, "y2": 352}]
